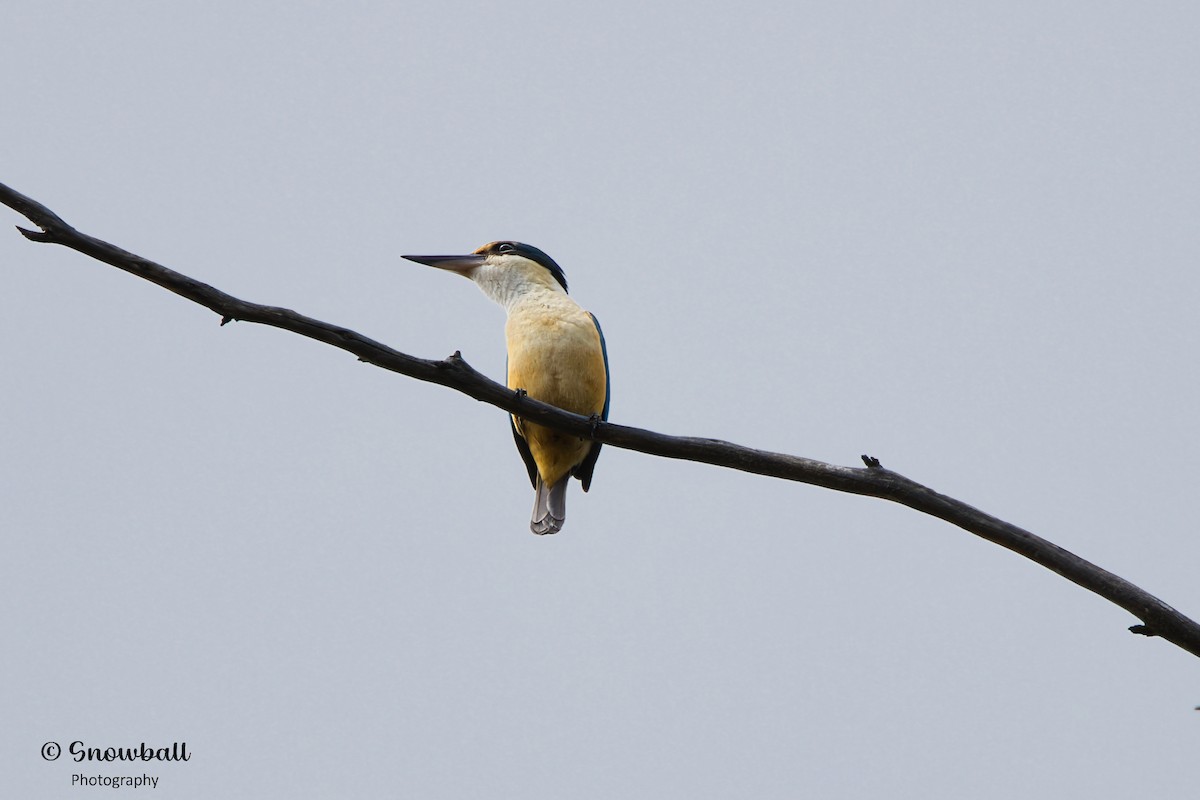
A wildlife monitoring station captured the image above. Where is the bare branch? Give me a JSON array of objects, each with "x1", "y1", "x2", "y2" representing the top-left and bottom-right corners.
[{"x1": 4, "y1": 179, "x2": 1199, "y2": 660}]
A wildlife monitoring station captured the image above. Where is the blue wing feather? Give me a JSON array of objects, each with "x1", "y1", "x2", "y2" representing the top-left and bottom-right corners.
[{"x1": 594, "y1": 313, "x2": 611, "y2": 422}]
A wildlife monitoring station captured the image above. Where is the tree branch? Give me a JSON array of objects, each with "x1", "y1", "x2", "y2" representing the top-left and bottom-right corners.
[{"x1": 4, "y1": 179, "x2": 1199, "y2": 660}]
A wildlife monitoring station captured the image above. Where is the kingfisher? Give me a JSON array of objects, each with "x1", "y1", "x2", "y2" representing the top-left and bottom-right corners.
[{"x1": 402, "y1": 242, "x2": 610, "y2": 535}]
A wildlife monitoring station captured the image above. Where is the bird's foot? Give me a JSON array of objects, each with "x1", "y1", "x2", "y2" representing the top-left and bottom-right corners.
[{"x1": 587, "y1": 413, "x2": 602, "y2": 436}]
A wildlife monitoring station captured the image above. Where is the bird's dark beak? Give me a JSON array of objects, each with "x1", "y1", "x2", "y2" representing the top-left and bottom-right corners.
[{"x1": 402, "y1": 253, "x2": 486, "y2": 276}]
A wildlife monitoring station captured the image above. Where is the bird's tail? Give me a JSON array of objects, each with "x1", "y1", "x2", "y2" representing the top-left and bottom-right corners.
[{"x1": 530, "y1": 476, "x2": 568, "y2": 535}]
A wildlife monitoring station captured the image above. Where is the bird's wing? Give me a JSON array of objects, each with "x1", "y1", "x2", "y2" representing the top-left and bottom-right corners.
[
  {"x1": 573, "y1": 312, "x2": 610, "y2": 492},
  {"x1": 507, "y1": 352, "x2": 539, "y2": 488},
  {"x1": 511, "y1": 416, "x2": 539, "y2": 488}
]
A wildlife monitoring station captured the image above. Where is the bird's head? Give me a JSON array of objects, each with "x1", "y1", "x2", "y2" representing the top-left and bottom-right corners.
[{"x1": 403, "y1": 242, "x2": 568, "y2": 308}]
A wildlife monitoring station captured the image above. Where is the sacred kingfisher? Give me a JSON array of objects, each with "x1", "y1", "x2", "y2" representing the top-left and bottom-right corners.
[{"x1": 403, "y1": 242, "x2": 611, "y2": 535}]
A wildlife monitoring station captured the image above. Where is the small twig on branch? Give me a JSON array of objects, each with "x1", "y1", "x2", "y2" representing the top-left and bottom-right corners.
[{"x1": 4, "y1": 179, "x2": 1199, "y2": 661}]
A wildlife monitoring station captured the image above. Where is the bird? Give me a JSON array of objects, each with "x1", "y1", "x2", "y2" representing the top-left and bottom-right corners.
[{"x1": 402, "y1": 241, "x2": 610, "y2": 535}]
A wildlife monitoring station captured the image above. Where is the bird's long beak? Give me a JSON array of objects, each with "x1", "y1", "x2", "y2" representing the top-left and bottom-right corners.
[{"x1": 402, "y1": 253, "x2": 486, "y2": 277}]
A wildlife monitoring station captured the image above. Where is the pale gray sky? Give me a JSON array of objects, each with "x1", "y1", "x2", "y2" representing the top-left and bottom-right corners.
[{"x1": 4, "y1": 3, "x2": 1199, "y2": 798}]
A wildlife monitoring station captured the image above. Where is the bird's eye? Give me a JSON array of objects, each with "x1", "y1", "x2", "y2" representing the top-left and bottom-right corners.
[{"x1": 497, "y1": 243, "x2": 515, "y2": 253}]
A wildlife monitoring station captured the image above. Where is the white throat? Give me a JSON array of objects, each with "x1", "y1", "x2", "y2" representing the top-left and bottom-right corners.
[{"x1": 470, "y1": 260, "x2": 568, "y2": 314}]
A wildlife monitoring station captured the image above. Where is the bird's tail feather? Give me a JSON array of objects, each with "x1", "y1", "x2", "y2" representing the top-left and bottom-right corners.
[{"x1": 530, "y1": 476, "x2": 568, "y2": 535}]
